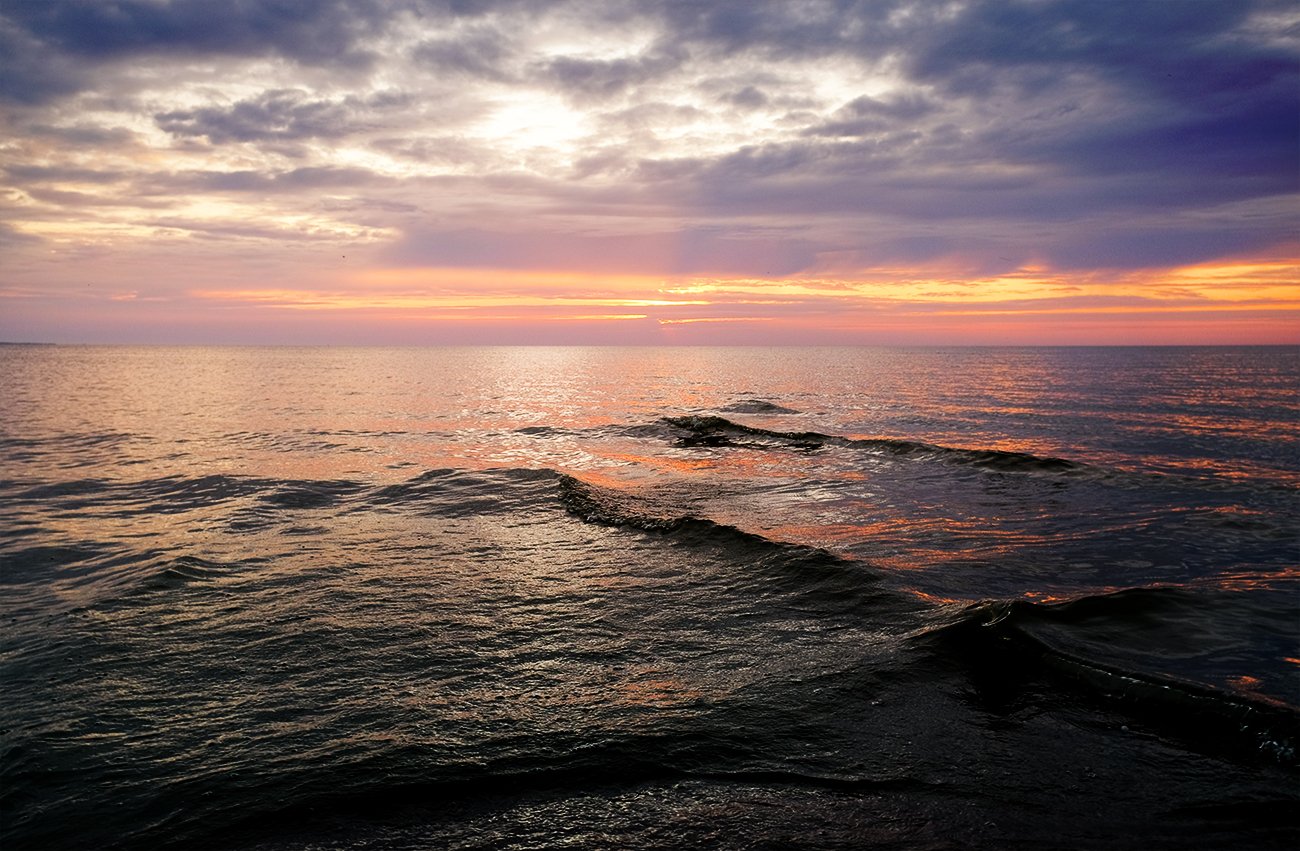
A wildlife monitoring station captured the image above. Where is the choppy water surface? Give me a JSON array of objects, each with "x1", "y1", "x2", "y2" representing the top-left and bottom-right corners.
[{"x1": 2, "y1": 345, "x2": 1297, "y2": 849}]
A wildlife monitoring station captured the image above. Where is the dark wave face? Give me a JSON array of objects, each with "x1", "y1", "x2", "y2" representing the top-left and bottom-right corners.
[{"x1": 1, "y1": 346, "x2": 1297, "y2": 850}]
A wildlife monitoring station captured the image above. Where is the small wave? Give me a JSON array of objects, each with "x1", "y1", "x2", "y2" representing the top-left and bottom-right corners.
[
  {"x1": 556, "y1": 473, "x2": 827, "y2": 557},
  {"x1": 513, "y1": 425, "x2": 569, "y2": 437},
  {"x1": 718, "y1": 399, "x2": 801, "y2": 415},
  {"x1": 11, "y1": 478, "x2": 111, "y2": 503},
  {"x1": 556, "y1": 474, "x2": 890, "y2": 616},
  {"x1": 259, "y1": 480, "x2": 365, "y2": 510},
  {"x1": 143, "y1": 555, "x2": 249, "y2": 589},
  {"x1": 131, "y1": 474, "x2": 271, "y2": 513},
  {"x1": 60, "y1": 431, "x2": 141, "y2": 448},
  {"x1": 663, "y1": 415, "x2": 826, "y2": 451},
  {"x1": 0, "y1": 431, "x2": 142, "y2": 450},
  {"x1": 558, "y1": 473, "x2": 704, "y2": 533},
  {"x1": 367, "y1": 467, "x2": 560, "y2": 516},
  {"x1": 662, "y1": 415, "x2": 1090, "y2": 475}
]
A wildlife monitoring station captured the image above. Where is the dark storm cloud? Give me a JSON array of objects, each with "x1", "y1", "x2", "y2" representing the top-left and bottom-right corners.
[{"x1": 155, "y1": 90, "x2": 409, "y2": 144}]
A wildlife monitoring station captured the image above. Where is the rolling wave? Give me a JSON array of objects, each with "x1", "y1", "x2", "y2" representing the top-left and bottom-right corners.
[
  {"x1": 661, "y1": 415, "x2": 1092, "y2": 474},
  {"x1": 928, "y1": 588, "x2": 1300, "y2": 766}
]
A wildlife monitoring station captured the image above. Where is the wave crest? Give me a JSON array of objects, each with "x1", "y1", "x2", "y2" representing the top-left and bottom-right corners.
[{"x1": 662, "y1": 415, "x2": 1090, "y2": 474}]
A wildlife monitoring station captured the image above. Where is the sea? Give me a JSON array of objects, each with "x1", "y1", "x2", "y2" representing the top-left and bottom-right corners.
[{"x1": 1, "y1": 345, "x2": 1297, "y2": 850}]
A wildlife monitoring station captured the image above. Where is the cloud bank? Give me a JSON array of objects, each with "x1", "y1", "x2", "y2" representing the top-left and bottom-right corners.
[{"x1": 1, "y1": 0, "x2": 1296, "y2": 342}]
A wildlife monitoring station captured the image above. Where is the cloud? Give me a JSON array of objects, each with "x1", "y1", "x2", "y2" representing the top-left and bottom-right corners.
[
  {"x1": 1045, "y1": 223, "x2": 1295, "y2": 271},
  {"x1": 0, "y1": 22, "x2": 85, "y2": 104},
  {"x1": 653, "y1": 0, "x2": 908, "y2": 60},
  {"x1": 24, "y1": 123, "x2": 140, "y2": 147},
  {"x1": 143, "y1": 167, "x2": 385, "y2": 194},
  {"x1": 5, "y1": 164, "x2": 128, "y2": 185},
  {"x1": 804, "y1": 92, "x2": 938, "y2": 137},
  {"x1": 1, "y1": 0, "x2": 1296, "y2": 317},
  {"x1": 154, "y1": 89, "x2": 408, "y2": 144},
  {"x1": 4, "y1": 0, "x2": 390, "y2": 65},
  {"x1": 533, "y1": 46, "x2": 685, "y2": 103},
  {"x1": 411, "y1": 24, "x2": 516, "y2": 81},
  {"x1": 1038, "y1": 93, "x2": 1298, "y2": 189},
  {"x1": 903, "y1": 0, "x2": 1278, "y2": 99},
  {"x1": 22, "y1": 188, "x2": 172, "y2": 209},
  {"x1": 0, "y1": 221, "x2": 43, "y2": 247},
  {"x1": 385, "y1": 225, "x2": 820, "y2": 277},
  {"x1": 372, "y1": 135, "x2": 497, "y2": 168}
]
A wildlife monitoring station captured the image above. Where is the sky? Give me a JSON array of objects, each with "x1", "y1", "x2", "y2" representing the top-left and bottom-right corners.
[{"x1": 1, "y1": 0, "x2": 1297, "y2": 345}]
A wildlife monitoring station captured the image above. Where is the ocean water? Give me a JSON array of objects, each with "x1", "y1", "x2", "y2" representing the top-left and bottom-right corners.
[{"x1": 1, "y1": 345, "x2": 1297, "y2": 850}]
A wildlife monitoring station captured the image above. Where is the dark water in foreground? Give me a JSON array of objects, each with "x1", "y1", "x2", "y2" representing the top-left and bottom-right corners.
[{"x1": 1, "y1": 345, "x2": 1297, "y2": 849}]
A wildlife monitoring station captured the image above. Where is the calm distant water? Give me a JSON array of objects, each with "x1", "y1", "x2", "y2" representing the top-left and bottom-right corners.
[{"x1": 2, "y1": 345, "x2": 1297, "y2": 849}]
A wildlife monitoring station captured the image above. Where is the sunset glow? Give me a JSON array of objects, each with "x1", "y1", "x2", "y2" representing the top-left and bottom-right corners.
[{"x1": 1, "y1": 1, "x2": 1296, "y2": 344}]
